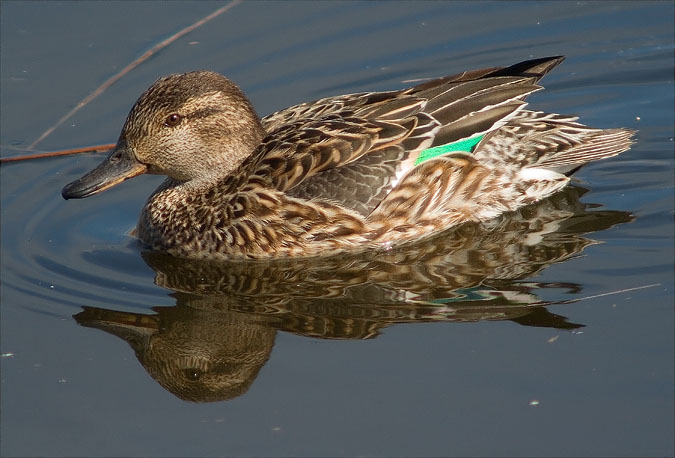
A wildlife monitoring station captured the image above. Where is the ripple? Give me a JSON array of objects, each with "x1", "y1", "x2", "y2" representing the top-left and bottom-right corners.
[{"x1": 1, "y1": 157, "x2": 168, "y2": 313}]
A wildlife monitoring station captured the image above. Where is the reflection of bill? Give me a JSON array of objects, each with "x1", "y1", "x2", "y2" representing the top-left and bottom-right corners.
[{"x1": 74, "y1": 186, "x2": 632, "y2": 402}]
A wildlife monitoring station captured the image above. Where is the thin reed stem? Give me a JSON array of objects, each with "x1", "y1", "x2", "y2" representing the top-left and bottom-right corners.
[{"x1": 27, "y1": 0, "x2": 241, "y2": 150}]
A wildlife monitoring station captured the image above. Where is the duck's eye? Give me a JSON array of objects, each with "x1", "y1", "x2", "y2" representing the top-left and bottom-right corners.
[
  {"x1": 164, "y1": 113, "x2": 182, "y2": 127},
  {"x1": 184, "y1": 368, "x2": 202, "y2": 381}
]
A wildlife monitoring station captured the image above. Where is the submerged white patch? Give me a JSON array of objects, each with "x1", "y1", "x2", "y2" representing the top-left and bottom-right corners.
[
  {"x1": 522, "y1": 220, "x2": 563, "y2": 245},
  {"x1": 519, "y1": 167, "x2": 569, "y2": 201},
  {"x1": 518, "y1": 167, "x2": 563, "y2": 182}
]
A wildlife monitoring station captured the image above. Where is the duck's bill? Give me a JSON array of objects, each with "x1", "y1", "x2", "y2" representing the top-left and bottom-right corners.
[
  {"x1": 73, "y1": 306, "x2": 159, "y2": 340},
  {"x1": 62, "y1": 145, "x2": 147, "y2": 199}
]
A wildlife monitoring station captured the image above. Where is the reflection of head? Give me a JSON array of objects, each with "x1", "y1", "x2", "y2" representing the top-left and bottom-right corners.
[{"x1": 75, "y1": 304, "x2": 276, "y2": 402}]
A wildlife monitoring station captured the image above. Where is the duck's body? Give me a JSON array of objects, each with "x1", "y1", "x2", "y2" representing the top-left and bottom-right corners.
[{"x1": 63, "y1": 56, "x2": 633, "y2": 259}]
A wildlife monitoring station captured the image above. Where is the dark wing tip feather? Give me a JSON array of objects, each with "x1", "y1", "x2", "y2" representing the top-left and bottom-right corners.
[
  {"x1": 406, "y1": 56, "x2": 565, "y2": 96},
  {"x1": 486, "y1": 56, "x2": 566, "y2": 81}
]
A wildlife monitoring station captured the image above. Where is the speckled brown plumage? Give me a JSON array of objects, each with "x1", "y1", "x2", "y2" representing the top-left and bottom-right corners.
[{"x1": 62, "y1": 56, "x2": 634, "y2": 259}]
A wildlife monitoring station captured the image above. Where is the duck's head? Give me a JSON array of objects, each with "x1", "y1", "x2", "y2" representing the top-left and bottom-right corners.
[{"x1": 62, "y1": 71, "x2": 265, "y2": 199}]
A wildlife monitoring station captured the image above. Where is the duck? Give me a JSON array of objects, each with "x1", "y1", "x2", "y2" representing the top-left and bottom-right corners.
[{"x1": 62, "y1": 56, "x2": 634, "y2": 260}]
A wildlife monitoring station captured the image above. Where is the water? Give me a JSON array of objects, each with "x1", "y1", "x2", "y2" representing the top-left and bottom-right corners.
[{"x1": 1, "y1": 1, "x2": 673, "y2": 456}]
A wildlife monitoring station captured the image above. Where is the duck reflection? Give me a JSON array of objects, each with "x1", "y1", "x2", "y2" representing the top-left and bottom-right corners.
[{"x1": 73, "y1": 186, "x2": 631, "y2": 402}]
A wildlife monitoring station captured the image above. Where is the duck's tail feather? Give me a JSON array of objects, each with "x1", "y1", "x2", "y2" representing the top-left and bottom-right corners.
[
  {"x1": 473, "y1": 110, "x2": 635, "y2": 175},
  {"x1": 535, "y1": 127, "x2": 635, "y2": 175}
]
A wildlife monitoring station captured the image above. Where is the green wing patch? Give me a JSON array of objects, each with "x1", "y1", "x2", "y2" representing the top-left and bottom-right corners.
[{"x1": 415, "y1": 134, "x2": 484, "y2": 166}]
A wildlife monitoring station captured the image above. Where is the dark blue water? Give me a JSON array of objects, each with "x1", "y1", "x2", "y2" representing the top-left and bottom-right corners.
[{"x1": 1, "y1": 2, "x2": 673, "y2": 456}]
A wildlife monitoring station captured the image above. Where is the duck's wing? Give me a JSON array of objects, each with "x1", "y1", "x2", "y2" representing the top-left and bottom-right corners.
[
  {"x1": 252, "y1": 57, "x2": 566, "y2": 217},
  {"x1": 259, "y1": 56, "x2": 564, "y2": 132}
]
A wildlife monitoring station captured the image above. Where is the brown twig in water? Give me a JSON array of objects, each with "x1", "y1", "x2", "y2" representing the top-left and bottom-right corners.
[
  {"x1": 0, "y1": 144, "x2": 116, "y2": 164},
  {"x1": 27, "y1": 0, "x2": 242, "y2": 150}
]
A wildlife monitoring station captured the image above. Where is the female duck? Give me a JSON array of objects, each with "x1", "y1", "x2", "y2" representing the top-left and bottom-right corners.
[{"x1": 62, "y1": 56, "x2": 633, "y2": 259}]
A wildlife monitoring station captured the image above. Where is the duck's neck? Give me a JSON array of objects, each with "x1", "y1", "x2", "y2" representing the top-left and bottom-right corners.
[{"x1": 153, "y1": 175, "x2": 219, "y2": 203}]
